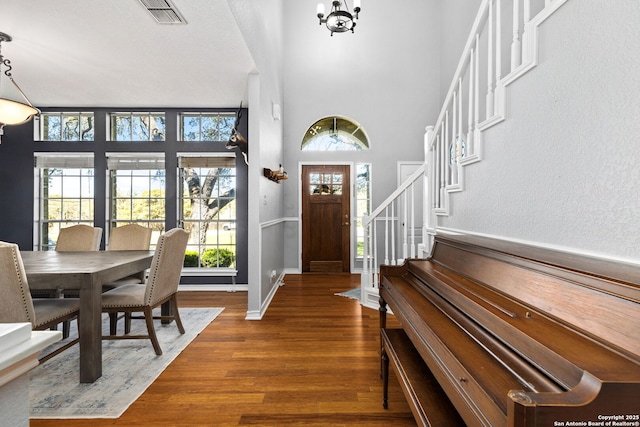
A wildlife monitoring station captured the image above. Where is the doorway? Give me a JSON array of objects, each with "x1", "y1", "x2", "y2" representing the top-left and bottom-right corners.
[{"x1": 301, "y1": 164, "x2": 350, "y2": 273}]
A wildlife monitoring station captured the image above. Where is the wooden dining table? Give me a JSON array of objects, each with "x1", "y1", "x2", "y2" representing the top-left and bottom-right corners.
[{"x1": 22, "y1": 250, "x2": 154, "y2": 383}]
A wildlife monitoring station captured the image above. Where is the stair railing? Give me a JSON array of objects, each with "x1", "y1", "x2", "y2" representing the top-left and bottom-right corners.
[{"x1": 360, "y1": 0, "x2": 569, "y2": 309}]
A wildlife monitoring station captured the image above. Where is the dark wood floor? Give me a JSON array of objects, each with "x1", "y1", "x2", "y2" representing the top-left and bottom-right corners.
[{"x1": 32, "y1": 274, "x2": 416, "y2": 426}]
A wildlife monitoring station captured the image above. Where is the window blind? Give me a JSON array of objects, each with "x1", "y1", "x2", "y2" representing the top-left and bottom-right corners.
[
  {"x1": 106, "y1": 153, "x2": 165, "y2": 170},
  {"x1": 34, "y1": 152, "x2": 94, "y2": 168},
  {"x1": 177, "y1": 153, "x2": 236, "y2": 168}
]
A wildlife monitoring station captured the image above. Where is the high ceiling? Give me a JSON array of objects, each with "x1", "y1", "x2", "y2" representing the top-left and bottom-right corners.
[{"x1": 0, "y1": 0, "x2": 256, "y2": 109}]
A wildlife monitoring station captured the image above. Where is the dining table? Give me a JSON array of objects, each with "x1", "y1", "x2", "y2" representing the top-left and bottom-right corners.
[{"x1": 22, "y1": 250, "x2": 154, "y2": 383}]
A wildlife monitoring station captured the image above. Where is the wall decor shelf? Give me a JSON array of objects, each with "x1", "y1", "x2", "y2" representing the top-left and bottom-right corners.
[{"x1": 263, "y1": 166, "x2": 288, "y2": 183}]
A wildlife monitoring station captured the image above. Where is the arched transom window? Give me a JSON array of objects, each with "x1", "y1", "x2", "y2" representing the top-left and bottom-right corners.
[{"x1": 301, "y1": 116, "x2": 369, "y2": 151}]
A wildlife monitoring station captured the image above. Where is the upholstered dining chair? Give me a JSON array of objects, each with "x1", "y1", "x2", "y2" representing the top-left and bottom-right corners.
[
  {"x1": 104, "y1": 224, "x2": 153, "y2": 288},
  {"x1": 55, "y1": 225, "x2": 103, "y2": 338},
  {"x1": 101, "y1": 228, "x2": 189, "y2": 355},
  {"x1": 0, "y1": 241, "x2": 80, "y2": 362},
  {"x1": 104, "y1": 224, "x2": 153, "y2": 333},
  {"x1": 55, "y1": 224, "x2": 103, "y2": 252},
  {"x1": 30, "y1": 223, "x2": 101, "y2": 302}
]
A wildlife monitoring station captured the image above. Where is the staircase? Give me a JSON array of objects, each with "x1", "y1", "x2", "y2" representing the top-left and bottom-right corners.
[{"x1": 359, "y1": 0, "x2": 570, "y2": 309}]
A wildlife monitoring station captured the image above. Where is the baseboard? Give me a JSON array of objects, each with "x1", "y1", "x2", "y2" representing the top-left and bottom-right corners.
[
  {"x1": 245, "y1": 277, "x2": 283, "y2": 320},
  {"x1": 178, "y1": 284, "x2": 248, "y2": 292}
]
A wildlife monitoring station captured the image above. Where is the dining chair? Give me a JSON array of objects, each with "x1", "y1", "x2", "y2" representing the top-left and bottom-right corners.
[
  {"x1": 53, "y1": 224, "x2": 102, "y2": 337},
  {"x1": 0, "y1": 241, "x2": 80, "y2": 362},
  {"x1": 104, "y1": 224, "x2": 153, "y2": 288},
  {"x1": 104, "y1": 224, "x2": 153, "y2": 333},
  {"x1": 29, "y1": 224, "x2": 100, "y2": 301},
  {"x1": 101, "y1": 228, "x2": 189, "y2": 355},
  {"x1": 55, "y1": 224, "x2": 103, "y2": 252}
]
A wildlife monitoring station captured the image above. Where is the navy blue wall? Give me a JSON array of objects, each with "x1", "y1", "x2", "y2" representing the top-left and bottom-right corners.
[{"x1": 0, "y1": 107, "x2": 248, "y2": 285}]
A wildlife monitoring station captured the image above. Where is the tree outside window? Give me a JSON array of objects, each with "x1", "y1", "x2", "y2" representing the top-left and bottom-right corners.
[{"x1": 179, "y1": 156, "x2": 236, "y2": 268}]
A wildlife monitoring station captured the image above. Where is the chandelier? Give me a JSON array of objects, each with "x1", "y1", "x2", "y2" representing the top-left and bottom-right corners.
[
  {"x1": 0, "y1": 32, "x2": 40, "y2": 143},
  {"x1": 316, "y1": 0, "x2": 361, "y2": 36}
]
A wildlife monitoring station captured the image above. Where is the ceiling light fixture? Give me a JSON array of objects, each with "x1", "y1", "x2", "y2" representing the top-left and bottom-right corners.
[
  {"x1": 316, "y1": 0, "x2": 361, "y2": 36},
  {"x1": 0, "y1": 32, "x2": 39, "y2": 143}
]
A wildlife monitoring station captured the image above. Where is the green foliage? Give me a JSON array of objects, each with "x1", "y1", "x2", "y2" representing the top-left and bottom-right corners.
[
  {"x1": 183, "y1": 250, "x2": 199, "y2": 267},
  {"x1": 201, "y1": 248, "x2": 235, "y2": 268}
]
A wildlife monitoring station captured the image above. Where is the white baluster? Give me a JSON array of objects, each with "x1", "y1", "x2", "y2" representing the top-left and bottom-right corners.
[
  {"x1": 496, "y1": 0, "x2": 502, "y2": 83},
  {"x1": 361, "y1": 216, "x2": 370, "y2": 291},
  {"x1": 475, "y1": 34, "x2": 480, "y2": 129},
  {"x1": 410, "y1": 182, "x2": 416, "y2": 258},
  {"x1": 402, "y1": 192, "x2": 408, "y2": 260},
  {"x1": 511, "y1": 0, "x2": 522, "y2": 71},
  {"x1": 435, "y1": 133, "x2": 441, "y2": 208},
  {"x1": 440, "y1": 126, "x2": 445, "y2": 205},
  {"x1": 390, "y1": 202, "x2": 396, "y2": 265},
  {"x1": 458, "y1": 78, "x2": 463, "y2": 165},
  {"x1": 487, "y1": 0, "x2": 495, "y2": 119},
  {"x1": 373, "y1": 224, "x2": 378, "y2": 288},
  {"x1": 451, "y1": 93, "x2": 457, "y2": 185},
  {"x1": 444, "y1": 110, "x2": 449, "y2": 186},
  {"x1": 437, "y1": 130, "x2": 441, "y2": 205},
  {"x1": 468, "y1": 47, "x2": 475, "y2": 156},
  {"x1": 384, "y1": 206, "x2": 389, "y2": 265}
]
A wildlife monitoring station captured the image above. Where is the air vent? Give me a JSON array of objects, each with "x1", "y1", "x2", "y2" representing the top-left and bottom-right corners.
[{"x1": 138, "y1": 0, "x2": 186, "y2": 24}]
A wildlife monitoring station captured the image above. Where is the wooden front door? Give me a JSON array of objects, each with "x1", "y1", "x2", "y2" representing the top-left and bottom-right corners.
[{"x1": 302, "y1": 165, "x2": 350, "y2": 273}]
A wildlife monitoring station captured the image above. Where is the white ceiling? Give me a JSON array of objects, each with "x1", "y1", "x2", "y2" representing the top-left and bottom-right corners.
[{"x1": 0, "y1": 0, "x2": 256, "y2": 108}]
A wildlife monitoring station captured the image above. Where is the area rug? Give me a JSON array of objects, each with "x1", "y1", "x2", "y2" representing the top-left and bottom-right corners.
[
  {"x1": 335, "y1": 287, "x2": 361, "y2": 300},
  {"x1": 29, "y1": 307, "x2": 223, "y2": 419}
]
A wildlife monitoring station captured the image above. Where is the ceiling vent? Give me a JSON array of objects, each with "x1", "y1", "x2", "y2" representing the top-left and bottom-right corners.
[{"x1": 138, "y1": 0, "x2": 186, "y2": 24}]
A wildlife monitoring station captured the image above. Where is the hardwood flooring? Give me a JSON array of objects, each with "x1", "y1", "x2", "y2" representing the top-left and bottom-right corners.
[{"x1": 31, "y1": 274, "x2": 416, "y2": 426}]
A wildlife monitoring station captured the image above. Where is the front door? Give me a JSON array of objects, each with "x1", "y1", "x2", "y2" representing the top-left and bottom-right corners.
[{"x1": 301, "y1": 165, "x2": 350, "y2": 273}]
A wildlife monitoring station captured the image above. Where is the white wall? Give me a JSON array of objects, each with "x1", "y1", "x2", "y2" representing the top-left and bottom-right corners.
[
  {"x1": 228, "y1": 0, "x2": 286, "y2": 316},
  {"x1": 282, "y1": 0, "x2": 443, "y2": 271},
  {"x1": 440, "y1": 0, "x2": 483, "y2": 101},
  {"x1": 439, "y1": 0, "x2": 640, "y2": 263}
]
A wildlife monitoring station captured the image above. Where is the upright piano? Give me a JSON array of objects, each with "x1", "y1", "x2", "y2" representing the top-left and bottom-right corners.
[{"x1": 379, "y1": 233, "x2": 640, "y2": 427}]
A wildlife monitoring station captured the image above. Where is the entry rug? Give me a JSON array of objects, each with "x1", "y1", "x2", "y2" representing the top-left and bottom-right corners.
[
  {"x1": 335, "y1": 287, "x2": 361, "y2": 301},
  {"x1": 30, "y1": 307, "x2": 223, "y2": 419}
]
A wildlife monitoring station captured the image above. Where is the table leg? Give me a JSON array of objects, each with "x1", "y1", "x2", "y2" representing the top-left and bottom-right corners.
[
  {"x1": 78, "y1": 276, "x2": 102, "y2": 383},
  {"x1": 161, "y1": 300, "x2": 173, "y2": 324}
]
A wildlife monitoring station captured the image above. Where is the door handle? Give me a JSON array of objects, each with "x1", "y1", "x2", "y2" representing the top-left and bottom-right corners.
[{"x1": 343, "y1": 222, "x2": 350, "y2": 226}]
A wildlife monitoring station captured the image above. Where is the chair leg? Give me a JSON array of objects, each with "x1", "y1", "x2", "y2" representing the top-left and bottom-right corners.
[
  {"x1": 125, "y1": 313, "x2": 132, "y2": 334},
  {"x1": 144, "y1": 306, "x2": 162, "y2": 355},
  {"x1": 62, "y1": 320, "x2": 70, "y2": 339},
  {"x1": 109, "y1": 313, "x2": 118, "y2": 335},
  {"x1": 171, "y1": 295, "x2": 185, "y2": 334}
]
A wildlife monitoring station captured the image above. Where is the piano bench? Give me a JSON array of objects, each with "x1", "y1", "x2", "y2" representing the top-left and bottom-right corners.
[{"x1": 381, "y1": 328, "x2": 465, "y2": 427}]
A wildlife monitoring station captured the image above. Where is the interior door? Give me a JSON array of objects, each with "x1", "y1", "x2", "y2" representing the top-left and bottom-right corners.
[{"x1": 302, "y1": 165, "x2": 350, "y2": 273}]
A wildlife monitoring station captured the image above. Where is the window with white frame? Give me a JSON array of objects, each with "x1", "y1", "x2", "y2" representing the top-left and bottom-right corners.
[
  {"x1": 356, "y1": 163, "x2": 371, "y2": 258},
  {"x1": 301, "y1": 116, "x2": 369, "y2": 151},
  {"x1": 106, "y1": 153, "x2": 166, "y2": 249},
  {"x1": 34, "y1": 153, "x2": 95, "y2": 250},
  {"x1": 180, "y1": 112, "x2": 236, "y2": 141},
  {"x1": 37, "y1": 112, "x2": 95, "y2": 141},
  {"x1": 109, "y1": 112, "x2": 166, "y2": 141},
  {"x1": 178, "y1": 154, "x2": 236, "y2": 269}
]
